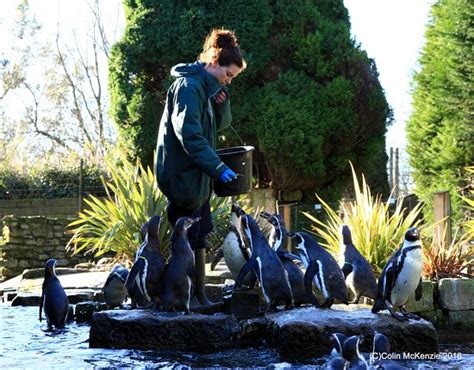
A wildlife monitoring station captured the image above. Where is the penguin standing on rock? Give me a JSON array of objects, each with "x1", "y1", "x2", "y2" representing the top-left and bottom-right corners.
[
  {"x1": 261, "y1": 211, "x2": 319, "y2": 307},
  {"x1": 372, "y1": 227, "x2": 423, "y2": 321},
  {"x1": 288, "y1": 231, "x2": 348, "y2": 308},
  {"x1": 235, "y1": 212, "x2": 293, "y2": 310},
  {"x1": 339, "y1": 225, "x2": 377, "y2": 303},
  {"x1": 161, "y1": 217, "x2": 200, "y2": 314},
  {"x1": 103, "y1": 264, "x2": 129, "y2": 308},
  {"x1": 39, "y1": 259, "x2": 69, "y2": 329},
  {"x1": 125, "y1": 215, "x2": 165, "y2": 308}
]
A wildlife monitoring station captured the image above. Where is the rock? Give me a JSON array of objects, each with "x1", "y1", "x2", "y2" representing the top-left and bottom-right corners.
[
  {"x1": 261, "y1": 305, "x2": 439, "y2": 360},
  {"x1": 230, "y1": 290, "x2": 260, "y2": 319},
  {"x1": 446, "y1": 310, "x2": 474, "y2": 330},
  {"x1": 405, "y1": 280, "x2": 436, "y2": 312},
  {"x1": 75, "y1": 301, "x2": 107, "y2": 322},
  {"x1": 11, "y1": 293, "x2": 39, "y2": 306},
  {"x1": 89, "y1": 310, "x2": 241, "y2": 351},
  {"x1": 439, "y1": 278, "x2": 474, "y2": 310},
  {"x1": 419, "y1": 309, "x2": 448, "y2": 328},
  {"x1": 21, "y1": 268, "x2": 90, "y2": 280},
  {"x1": 205, "y1": 283, "x2": 224, "y2": 303}
]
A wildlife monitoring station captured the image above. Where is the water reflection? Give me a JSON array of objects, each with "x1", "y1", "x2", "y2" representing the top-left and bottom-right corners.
[{"x1": 1, "y1": 305, "x2": 473, "y2": 369}]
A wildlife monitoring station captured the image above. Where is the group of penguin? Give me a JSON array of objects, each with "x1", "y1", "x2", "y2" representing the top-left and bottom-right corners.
[
  {"x1": 325, "y1": 331, "x2": 407, "y2": 369},
  {"x1": 38, "y1": 202, "x2": 424, "y2": 329},
  {"x1": 213, "y1": 203, "x2": 424, "y2": 320}
]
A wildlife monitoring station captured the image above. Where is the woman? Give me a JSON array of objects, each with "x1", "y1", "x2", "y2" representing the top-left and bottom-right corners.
[{"x1": 156, "y1": 29, "x2": 246, "y2": 306}]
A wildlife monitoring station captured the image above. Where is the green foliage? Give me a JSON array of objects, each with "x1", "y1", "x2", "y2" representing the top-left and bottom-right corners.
[
  {"x1": 303, "y1": 164, "x2": 424, "y2": 274},
  {"x1": 0, "y1": 166, "x2": 105, "y2": 199},
  {"x1": 109, "y1": 0, "x2": 391, "y2": 203},
  {"x1": 407, "y1": 0, "x2": 474, "y2": 225}
]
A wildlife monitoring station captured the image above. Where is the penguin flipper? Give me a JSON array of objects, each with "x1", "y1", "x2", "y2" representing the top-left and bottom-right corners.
[
  {"x1": 277, "y1": 251, "x2": 302, "y2": 262},
  {"x1": 304, "y1": 261, "x2": 319, "y2": 294},
  {"x1": 415, "y1": 277, "x2": 423, "y2": 301},
  {"x1": 235, "y1": 257, "x2": 257, "y2": 288},
  {"x1": 125, "y1": 257, "x2": 146, "y2": 292},
  {"x1": 210, "y1": 247, "x2": 224, "y2": 271},
  {"x1": 39, "y1": 291, "x2": 44, "y2": 322},
  {"x1": 341, "y1": 262, "x2": 353, "y2": 278}
]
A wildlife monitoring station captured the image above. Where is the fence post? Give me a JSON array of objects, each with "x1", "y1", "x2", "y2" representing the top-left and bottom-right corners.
[
  {"x1": 433, "y1": 191, "x2": 451, "y2": 246},
  {"x1": 78, "y1": 159, "x2": 84, "y2": 213}
]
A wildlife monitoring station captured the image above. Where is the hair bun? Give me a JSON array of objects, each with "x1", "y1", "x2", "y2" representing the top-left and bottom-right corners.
[{"x1": 215, "y1": 32, "x2": 237, "y2": 49}]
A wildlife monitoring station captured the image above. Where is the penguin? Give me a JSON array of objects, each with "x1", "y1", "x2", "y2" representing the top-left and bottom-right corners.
[
  {"x1": 260, "y1": 211, "x2": 319, "y2": 307},
  {"x1": 342, "y1": 335, "x2": 369, "y2": 370},
  {"x1": 372, "y1": 227, "x2": 423, "y2": 321},
  {"x1": 235, "y1": 212, "x2": 293, "y2": 310},
  {"x1": 103, "y1": 264, "x2": 129, "y2": 308},
  {"x1": 338, "y1": 225, "x2": 377, "y2": 303},
  {"x1": 323, "y1": 357, "x2": 349, "y2": 370},
  {"x1": 39, "y1": 259, "x2": 69, "y2": 329},
  {"x1": 161, "y1": 217, "x2": 200, "y2": 314},
  {"x1": 211, "y1": 203, "x2": 255, "y2": 285},
  {"x1": 288, "y1": 231, "x2": 348, "y2": 308},
  {"x1": 371, "y1": 331, "x2": 408, "y2": 369},
  {"x1": 329, "y1": 332, "x2": 348, "y2": 357},
  {"x1": 125, "y1": 215, "x2": 165, "y2": 308}
]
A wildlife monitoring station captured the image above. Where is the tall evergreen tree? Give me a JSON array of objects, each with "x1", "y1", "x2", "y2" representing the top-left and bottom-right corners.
[
  {"x1": 407, "y1": 0, "x2": 473, "y2": 223},
  {"x1": 109, "y1": 0, "x2": 392, "y2": 202}
]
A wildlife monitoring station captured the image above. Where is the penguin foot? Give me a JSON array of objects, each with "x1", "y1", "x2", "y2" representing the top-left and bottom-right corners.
[
  {"x1": 321, "y1": 298, "x2": 335, "y2": 309},
  {"x1": 401, "y1": 308, "x2": 421, "y2": 320},
  {"x1": 390, "y1": 312, "x2": 406, "y2": 322}
]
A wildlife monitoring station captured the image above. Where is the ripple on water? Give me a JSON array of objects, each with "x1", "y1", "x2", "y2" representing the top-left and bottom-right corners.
[{"x1": 1, "y1": 305, "x2": 473, "y2": 369}]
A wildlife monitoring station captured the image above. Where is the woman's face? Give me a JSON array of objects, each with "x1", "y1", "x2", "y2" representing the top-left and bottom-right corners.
[{"x1": 206, "y1": 62, "x2": 243, "y2": 86}]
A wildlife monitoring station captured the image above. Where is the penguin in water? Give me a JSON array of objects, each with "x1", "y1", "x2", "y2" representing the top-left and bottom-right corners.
[
  {"x1": 342, "y1": 335, "x2": 369, "y2": 370},
  {"x1": 161, "y1": 217, "x2": 200, "y2": 314},
  {"x1": 235, "y1": 212, "x2": 293, "y2": 310},
  {"x1": 260, "y1": 211, "x2": 319, "y2": 307},
  {"x1": 103, "y1": 264, "x2": 129, "y2": 308},
  {"x1": 372, "y1": 227, "x2": 423, "y2": 321},
  {"x1": 288, "y1": 231, "x2": 348, "y2": 308},
  {"x1": 211, "y1": 203, "x2": 255, "y2": 287},
  {"x1": 339, "y1": 225, "x2": 377, "y2": 303},
  {"x1": 39, "y1": 259, "x2": 69, "y2": 329},
  {"x1": 125, "y1": 215, "x2": 165, "y2": 308},
  {"x1": 329, "y1": 332, "x2": 348, "y2": 357},
  {"x1": 371, "y1": 331, "x2": 408, "y2": 369}
]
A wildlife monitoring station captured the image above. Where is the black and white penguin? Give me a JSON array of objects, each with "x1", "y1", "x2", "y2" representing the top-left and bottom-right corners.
[
  {"x1": 372, "y1": 227, "x2": 423, "y2": 321},
  {"x1": 339, "y1": 224, "x2": 377, "y2": 303},
  {"x1": 371, "y1": 331, "x2": 408, "y2": 369},
  {"x1": 323, "y1": 356, "x2": 349, "y2": 370},
  {"x1": 288, "y1": 231, "x2": 348, "y2": 308},
  {"x1": 261, "y1": 211, "x2": 318, "y2": 307},
  {"x1": 342, "y1": 335, "x2": 369, "y2": 370},
  {"x1": 125, "y1": 215, "x2": 165, "y2": 308},
  {"x1": 103, "y1": 264, "x2": 129, "y2": 308},
  {"x1": 39, "y1": 259, "x2": 69, "y2": 329},
  {"x1": 330, "y1": 332, "x2": 348, "y2": 357},
  {"x1": 235, "y1": 212, "x2": 293, "y2": 310},
  {"x1": 161, "y1": 217, "x2": 200, "y2": 314}
]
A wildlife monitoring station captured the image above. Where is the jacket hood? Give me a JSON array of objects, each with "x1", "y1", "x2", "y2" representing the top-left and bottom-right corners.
[{"x1": 171, "y1": 61, "x2": 222, "y2": 98}]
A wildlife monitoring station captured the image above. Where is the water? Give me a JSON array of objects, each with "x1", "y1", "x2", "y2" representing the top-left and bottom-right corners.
[{"x1": 1, "y1": 305, "x2": 473, "y2": 369}]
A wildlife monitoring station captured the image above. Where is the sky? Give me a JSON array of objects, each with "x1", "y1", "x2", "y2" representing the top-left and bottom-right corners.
[{"x1": 1, "y1": 0, "x2": 435, "y2": 156}]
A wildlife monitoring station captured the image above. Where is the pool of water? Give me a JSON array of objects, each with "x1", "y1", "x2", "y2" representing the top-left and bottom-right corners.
[{"x1": 1, "y1": 305, "x2": 473, "y2": 369}]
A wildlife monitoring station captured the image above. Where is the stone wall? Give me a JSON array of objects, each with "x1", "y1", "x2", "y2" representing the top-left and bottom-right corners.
[
  {"x1": 0, "y1": 198, "x2": 82, "y2": 219},
  {"x1": 0, "y1": 215, "x2": 93, "y2": 281}
]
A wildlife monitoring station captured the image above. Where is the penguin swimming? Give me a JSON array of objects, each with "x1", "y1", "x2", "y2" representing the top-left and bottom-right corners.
[
  {"x1": 339, "y1": 225, "x2": 377, "y2": 303},
  {"x1": 330, "y1": 332, "x2": 348, "y2": 357},
  {"x1": 288, "y1": 231, "x2": 348, "y2": 308},
  {"x1": 342, "y1": 335, "x2": 369, "y2": 370},
  {"x1": 125, "y1": 215, "x2": 165, "y2": 308},
  {"x1": 261, "y1": 211, "x2": 318, "y2": 307},
  {"x1": 39, "y1": 259, "x2": 69, "y2": 329},
  {"x1": 103, "y1": 264, "x2": 129, "y2": 308},
  {"x1": 235, "y1": 212, "x2": 293, "y2": 310},
  {"x1": 372, "y1": 227, "x2": 423, "y2": 321},
  {"x1": 371, "y1": 331, "x2": 408, "y2": 369},
  {"x1": 161, "y1": 217, "x2": 200, "y2": 314},
  {"x1": 323, "y1": 356, "x2": 349, "y2": 370}
]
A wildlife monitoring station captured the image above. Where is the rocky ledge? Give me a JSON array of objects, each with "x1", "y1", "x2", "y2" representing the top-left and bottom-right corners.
[{"x1": 90, "y1": 304, "x2": 439, "y2": 360}]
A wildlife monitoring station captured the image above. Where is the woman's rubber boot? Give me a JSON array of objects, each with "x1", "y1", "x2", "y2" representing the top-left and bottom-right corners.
[{"x1": 194, "y1": 248, "x2": 213, "y2": 306}]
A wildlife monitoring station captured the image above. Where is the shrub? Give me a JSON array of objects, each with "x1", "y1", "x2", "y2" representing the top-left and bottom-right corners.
[{"x1": 303, "y1": 163, "x2": 424, "y2": 274}]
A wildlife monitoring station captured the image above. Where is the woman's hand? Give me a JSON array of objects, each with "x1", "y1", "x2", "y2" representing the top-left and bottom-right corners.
[{"x1": 214, "y1": 90, "x2": 228, "y2": 104}]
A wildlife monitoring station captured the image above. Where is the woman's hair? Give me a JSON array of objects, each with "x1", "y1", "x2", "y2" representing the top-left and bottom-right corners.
[{"x1": 199, "y1": 28, "x2": 246, "y2": 69}]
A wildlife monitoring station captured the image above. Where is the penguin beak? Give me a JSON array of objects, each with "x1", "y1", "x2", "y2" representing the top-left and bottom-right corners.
[{"x1": 260, "y1": 211, "x2": 271, "y2": 219}]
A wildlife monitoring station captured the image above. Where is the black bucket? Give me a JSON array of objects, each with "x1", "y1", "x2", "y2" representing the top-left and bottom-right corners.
[{"x1": 214, "y1": 146, "x2": 254, "y2": 197}]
